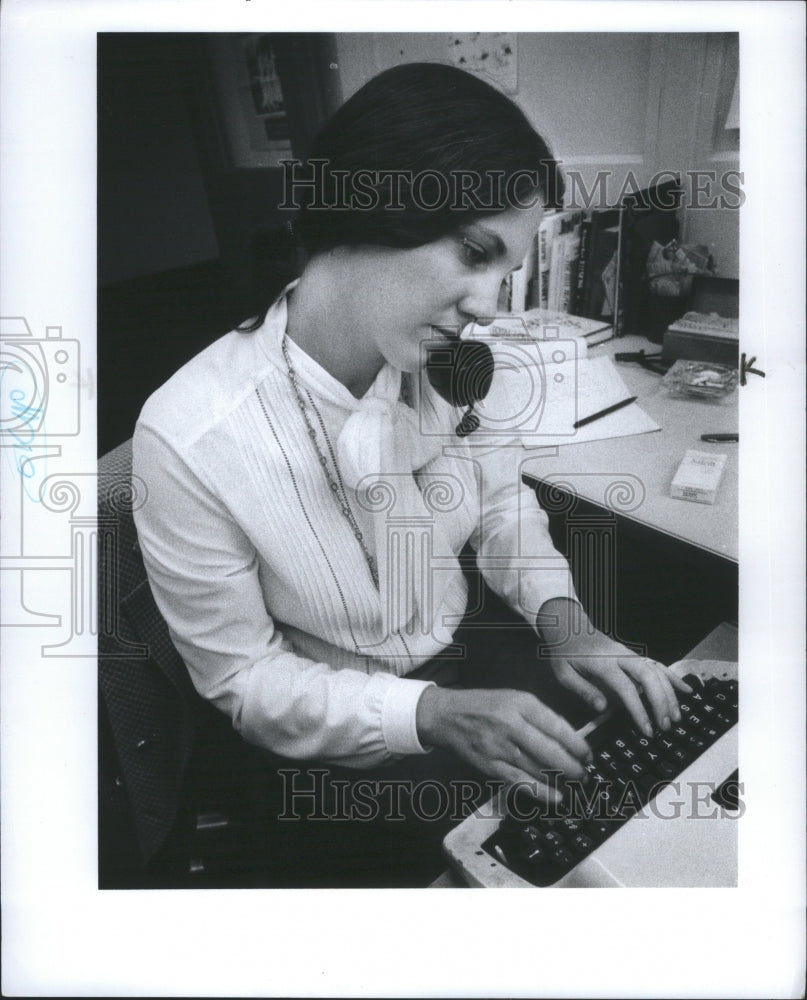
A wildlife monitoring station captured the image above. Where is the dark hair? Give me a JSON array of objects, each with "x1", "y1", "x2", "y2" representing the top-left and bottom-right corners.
[{"x1": 240, "y1": 62, "x2": 563, "y2": 330}]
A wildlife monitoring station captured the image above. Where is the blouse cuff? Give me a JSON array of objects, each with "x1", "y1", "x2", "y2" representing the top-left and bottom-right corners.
[
  {"x1": 380, "y1": 678, "x2": 436, "y2": 755},
  {"x1": 532, "y1": 595, "x2": 586, "y2": 637}
]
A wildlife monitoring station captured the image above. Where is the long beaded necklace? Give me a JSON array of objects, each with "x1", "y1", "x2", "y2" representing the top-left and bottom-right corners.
[{"x1": 281, "y1": 334, "x2": 380, "y2": 588}]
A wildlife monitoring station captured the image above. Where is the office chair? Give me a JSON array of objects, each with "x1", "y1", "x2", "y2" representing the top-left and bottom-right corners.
[{"x1": 98, "y1": 439, "x2": 285, "y2": 887}]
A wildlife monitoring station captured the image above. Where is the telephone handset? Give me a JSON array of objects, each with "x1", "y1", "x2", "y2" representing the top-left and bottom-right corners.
[{"x1": 424, "y1": 338, "x2": 494, "y2": 437}]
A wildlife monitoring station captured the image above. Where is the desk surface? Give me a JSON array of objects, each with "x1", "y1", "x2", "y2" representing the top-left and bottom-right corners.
[{"x1": 521, "y1": 335, "x2": 738, "y2": 562}]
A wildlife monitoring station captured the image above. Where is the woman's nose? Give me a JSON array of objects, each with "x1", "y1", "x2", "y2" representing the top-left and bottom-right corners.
[{"x1": 458, "y1": 276, "x2": 505, "y2": 327}]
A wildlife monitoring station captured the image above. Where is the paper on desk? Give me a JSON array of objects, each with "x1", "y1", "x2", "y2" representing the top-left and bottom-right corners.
[{"x1": 475, "y1": 348, "x2": 660, "y2": 448}]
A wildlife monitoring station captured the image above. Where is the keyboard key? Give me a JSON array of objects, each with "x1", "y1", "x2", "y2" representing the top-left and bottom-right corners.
[
  {"x1": 521, "y1": 826, "x2": 540, "y2": 848},
  {"x1": 637, "y1": 746, "x2": 663, "y2": 767},
  {"x1": 551, "y1": 847, "x2": 576, "y2": 869},
  {"x1": 686, "y1": 734, "x2": 709, "y2": 755},
  {"x1": 571, "y1": 833, "x2": 594, "y2": 855},
  {"x1": 588, "y1": 819, "x2": 617, "y2": 841},
  {"x1": 636, "y1": 773, "x2": 663, "y2": 800},
  {"x1": 601, "y1": 758, "x2": 629, "y2": 783},
  {"x1": 525, "y1": 845, "x2": 545, "y2": 865},
  {"x1": 657, "y1": 759, "x2": 678, "y2": 778},
  {"x1": 682, "y1": 673, "x2": 705, "y2": 691}
]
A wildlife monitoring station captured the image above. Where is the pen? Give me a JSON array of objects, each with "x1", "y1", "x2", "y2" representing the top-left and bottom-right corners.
[
  {"x1": 700, "y1": 433, "x2": 739, "y2": 443},
  {"x1": 573, "y1": 395, "x2": 638, "y2": 430}
]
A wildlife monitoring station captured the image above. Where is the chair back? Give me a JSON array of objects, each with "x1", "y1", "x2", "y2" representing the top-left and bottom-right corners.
[{"x1": 98, "y1": 438, "x2": 198, "y2": 864}]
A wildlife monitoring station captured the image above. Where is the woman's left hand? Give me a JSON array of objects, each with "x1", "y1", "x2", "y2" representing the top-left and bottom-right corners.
[{"x1": 538, "y1": 598, "x2": 691, "y2": 736}]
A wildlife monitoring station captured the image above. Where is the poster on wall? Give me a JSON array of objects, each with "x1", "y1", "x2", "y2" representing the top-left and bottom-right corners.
[
  {"x1": 213, "y1": 33, "x2": 294, "y2": 167},
  {"x1": 447, "y1": 32, "x2": 518, "y2": 93}
]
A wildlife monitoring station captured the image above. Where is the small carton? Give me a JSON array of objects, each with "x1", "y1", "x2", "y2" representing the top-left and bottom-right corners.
[{"x1": 670, "y1": 449, "x2": 727, "y2": 505}]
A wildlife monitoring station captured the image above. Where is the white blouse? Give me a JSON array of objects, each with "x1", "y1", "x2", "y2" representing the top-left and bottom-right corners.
[{"x1": 133, "y1": 289, "x2": 578, "y2": 767}]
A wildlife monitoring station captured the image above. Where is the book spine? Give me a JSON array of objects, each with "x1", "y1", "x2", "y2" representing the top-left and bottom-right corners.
[
  {"x1": 572, "y1": 213, "x2": 593, "y2": 315},
  {"x1": 560, "y1": 216, "x2": 582, "y2": 313},
  {"x1": 581, "y1": 211, "x2": 606, "y2": 318},
  {"x1": 536, "y1": 212, "x2": 556, "y2": 310},
  {"x1": 582, "y1": 210, "x2": 619, "y2": 320},
  {"x1": 547, "y1": 232, "x2": 567, "y2": 312},
  {"x1": 526, "y1": 231, "x2": 541, "y2": 309}
]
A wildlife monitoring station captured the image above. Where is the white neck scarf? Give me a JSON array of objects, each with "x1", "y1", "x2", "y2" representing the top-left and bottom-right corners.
[{"x1": 336, "y1": 365, "x2": 454, "y2": 636}]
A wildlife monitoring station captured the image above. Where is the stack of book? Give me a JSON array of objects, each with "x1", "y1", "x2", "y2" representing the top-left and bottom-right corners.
[
  {"x1": 662, "y1": 311, "x2": 740, "y2": 367},
  {"x1": 499, "y1": 178, "x2": 682, "y2": 338},
  {"x1": 501, "y1": 207, "x2": 621, "y2": 323},
  {"x1": 487, "y1": 307, "x2": 614, "y2": 348}
]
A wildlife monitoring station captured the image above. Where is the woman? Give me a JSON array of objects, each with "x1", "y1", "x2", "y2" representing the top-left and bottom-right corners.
[{"x1": 133, "y1": 63, "x2": 686, "y2": 881}]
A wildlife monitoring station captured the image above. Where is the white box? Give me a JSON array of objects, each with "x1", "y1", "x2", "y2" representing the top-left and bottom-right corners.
[{"x1": 670, "y1": 449, "x2": 727, "y2": 505}]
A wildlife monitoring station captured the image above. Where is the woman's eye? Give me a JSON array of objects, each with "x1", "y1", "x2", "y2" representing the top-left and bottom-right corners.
[{"x1": 460, "y1": 238, "x2": 489, "y2": 268}]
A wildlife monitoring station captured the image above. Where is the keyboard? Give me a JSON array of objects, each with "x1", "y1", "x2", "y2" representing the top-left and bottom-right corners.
[{"x1": 442, "y1": 657, "x2": 739, "y2": 888}]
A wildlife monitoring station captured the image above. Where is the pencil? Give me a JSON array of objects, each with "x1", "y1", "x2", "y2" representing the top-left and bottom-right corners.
[{"x1": 573, "y1": 395, "x2": 638, "y2": 429}]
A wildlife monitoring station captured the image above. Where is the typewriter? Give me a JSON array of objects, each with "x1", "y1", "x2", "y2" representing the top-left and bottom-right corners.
[{"x1": 443, "y1": 657, "x2": 739, "y2": 888}]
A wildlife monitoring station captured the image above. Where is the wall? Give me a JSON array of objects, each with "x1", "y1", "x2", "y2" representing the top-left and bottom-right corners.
[
  {"x1": 333, "y1": 32, "x2": 740, "y2": 278},
  {"x1": 98, "y1": 34, "x2": 220, "y2": 286},
  {"x1": 337, "y1": 33, "x2": 652, "y2": 181}
]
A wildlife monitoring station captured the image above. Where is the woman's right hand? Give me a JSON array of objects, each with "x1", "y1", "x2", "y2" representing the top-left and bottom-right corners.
[{"x1": 415, "y1": 686, "x2": 593, "y2": 804}]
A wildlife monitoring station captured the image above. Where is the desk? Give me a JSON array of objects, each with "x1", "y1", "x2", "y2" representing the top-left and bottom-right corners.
[
  {"x1": 519, "y1": 334, "x2": 738, "y2": 666},
  {"x1": 521, "y1": 334, "x2": 738, "y2": 562}
]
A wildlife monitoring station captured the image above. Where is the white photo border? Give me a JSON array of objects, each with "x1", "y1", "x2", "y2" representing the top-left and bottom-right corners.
[{"x1": 1, "y1": 2, "x2": 804, "y2": 997}]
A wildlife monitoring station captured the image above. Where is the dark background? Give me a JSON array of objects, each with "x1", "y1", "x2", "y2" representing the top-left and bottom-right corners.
[{"x1": 98, "y1": 33, "x2": 339, "y2": 456}]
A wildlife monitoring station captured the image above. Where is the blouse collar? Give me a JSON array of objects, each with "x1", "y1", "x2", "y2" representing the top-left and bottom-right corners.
[{"x1": 258, "y1": 280, "x2": 400, "y2": 412}]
